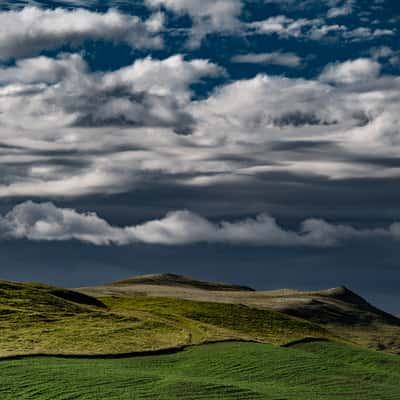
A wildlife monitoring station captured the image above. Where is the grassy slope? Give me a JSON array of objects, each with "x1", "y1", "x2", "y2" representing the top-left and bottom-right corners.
[
  {"x1": 0, "y1": 280, "x2": 331, "y2": 358},
  {"x1": 1, "y1": 341, "x2": 400, "y2": 400},
  {"x1": 79, "y1": 280, "x2": 400, "y2": 354}
]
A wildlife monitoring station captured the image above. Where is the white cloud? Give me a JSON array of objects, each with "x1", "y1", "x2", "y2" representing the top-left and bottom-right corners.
[
  {"x1": 145, "y1": 0, "x2": 242, "y2": 46},
  {"x1": 249, "y1": 15, "x2": 395, "y2": 42},
  {"x1": 370, "y1": 46, "x2": 394, "y2": 60},
  {"x1": 231, "y1": 52, "x2": 302, "y2": 67},
  {"x1": 249, "y1": 16, "x2": 317, "y2": 37},
  {"x1": 0, "y1": 50, "x2": 399, "y2": 198},
  {"x1": 0, "y1": 53, "x2": 227, "y2": 197},
  {"x1": 343, "y1": 27, "x2": 394, "y2": 40},
  {"x1": 0, "y1": 53, "x2": 222, "y2": 135},
  {"x1": 0, "y1": 201, "x2": 396, "y2": 247},
  {"x1": 192, "y1": 74, "x2": 344, "y2": 143},
  {"x1": 327, "y1": 0, "x2": 354, "y2": 18},
  {"x1": 0, "y1": 53, "x2": 87, "y2": 84},
  {"x1": 249, "y1": 16, "x2": 351, "y2": 40},
  {"x1": 0, "y1": 6, "x2": 163, "y2": 60},
  {"x1": 319, "y1": 58, "x2": 381, "y2": 84},
  {"x1": 103, "y1": 54, "x2": 224, "y2": 103}
]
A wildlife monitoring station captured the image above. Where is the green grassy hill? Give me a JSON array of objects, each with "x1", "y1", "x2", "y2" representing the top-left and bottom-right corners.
[
  {"x1": 2, "y1": 276, "x2": 400, "y2": 399},
  {"x1": 79, "y1": 274, "x2": 400, "y2": 354},
  {"x1": 0, "y1": 280, "x2": 331, "y2": 358},
  {"x1": 1, "y1": 341, "x2": 400, "y2": 399}
]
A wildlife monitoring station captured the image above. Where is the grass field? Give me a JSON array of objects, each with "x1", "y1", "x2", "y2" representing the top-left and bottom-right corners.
[{"x1": 1, "y1": 341, "x2": 400, "y2": 399}]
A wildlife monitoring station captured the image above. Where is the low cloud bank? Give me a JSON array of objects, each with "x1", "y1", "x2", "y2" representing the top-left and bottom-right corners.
[{"x1": 0, "y1": 201, "x2": 397, "y2": 247}]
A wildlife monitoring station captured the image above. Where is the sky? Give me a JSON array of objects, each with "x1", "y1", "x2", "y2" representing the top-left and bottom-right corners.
[{"x1": 0, "y1": 0, "x2": 399, "y2": 313}]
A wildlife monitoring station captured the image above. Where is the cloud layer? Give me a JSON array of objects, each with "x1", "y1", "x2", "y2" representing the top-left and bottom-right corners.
[
  {"x1": 0, "y1": 51, "x2": 399, "y2": 198},
  {"x1": 0, "y1": 201, "x2": 398, "y2": 247},
  {"x1": 0, "y1": 6, "x2": 163, "y2": 60},
  {"x1": 0, "y1": 1, "x2": 398, "y2": 232}
]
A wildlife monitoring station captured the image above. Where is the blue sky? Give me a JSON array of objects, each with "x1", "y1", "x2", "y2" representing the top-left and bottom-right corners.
[{"x1": 0, "y1": 0, "x2": 399, "y2": 312}]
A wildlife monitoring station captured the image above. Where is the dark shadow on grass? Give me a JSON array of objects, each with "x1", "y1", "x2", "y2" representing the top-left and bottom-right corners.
[
  {"x1": 0, "y1": 339, "x2": 265, "y2": 361},
  {"x1": 281, "y1": 337, "x2": 331, "y2": 348}
]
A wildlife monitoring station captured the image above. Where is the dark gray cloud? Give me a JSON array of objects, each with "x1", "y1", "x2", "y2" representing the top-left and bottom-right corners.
[
  {"x1": 273, "y1": 111, "x2": 337, "y2": 127},
  {"x1": 68, "y1": 86, "x2": 196, "y2": 134}
]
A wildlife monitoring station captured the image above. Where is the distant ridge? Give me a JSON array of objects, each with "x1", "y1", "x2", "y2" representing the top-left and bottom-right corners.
[
  {"x1": 280, "y1": 285, "x2": 400, "y2": 326},
  {"x1": 317, "y1": 286, "x2": 379, "y2": 309},
  {"x1": 110, "y1": 273, "x2": 255, "y2": 292}
]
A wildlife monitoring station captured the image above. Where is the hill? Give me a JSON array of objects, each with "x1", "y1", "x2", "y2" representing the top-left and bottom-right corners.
[
  {"x1": 111, "y1": 273, "x2": 255, "y2": 292},
  {"x1": 0, "y1": 279, "x2": 330, "y2": 358},
  {"x1": 78, "y1": 274, "x2": 400, "y2": 354},
  {"x1": 2, "y1": 275, "x2": 400, "y2": 399},
  {"x1": 1, "y1": 341, "x2": 400, "y2": 399},
  {"x1": 2, "y1": 274, "x2": 400, "y2": 358}
]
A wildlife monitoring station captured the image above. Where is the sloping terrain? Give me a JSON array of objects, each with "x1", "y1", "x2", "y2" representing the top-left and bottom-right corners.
[
  {"x1": 78, "y1": 274, "x2": 400, "y2": 354},
  {"x1": 0, "y1": 280, "x2": 329, "y2": 358},
  {"x1": 1, "y1": 341, "x2": 400, "y2": 400}
]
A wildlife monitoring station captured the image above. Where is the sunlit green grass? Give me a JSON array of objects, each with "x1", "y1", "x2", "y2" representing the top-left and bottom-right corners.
[
  {"x1": 1, "y1": 341, "x2": 400, "y2": 399},
  {"x1": 0, "y1": 281, "x2": 330, "y2": 357}
]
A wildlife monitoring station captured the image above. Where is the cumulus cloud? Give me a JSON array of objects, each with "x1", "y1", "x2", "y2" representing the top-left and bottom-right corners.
[
  {"x1": 0, "y1": 6, "x2": 163, "y2": 60},
  {"x1": 248, "y1": 16, "x2": 347, "y2": 40},
  {"x1": 0, "y1": 53, "x2": 222, "y2": 133},
  {"x1": 343, "y1": 27, "x2": 394, "y2": 40},
  {"x1": 0, "y1": 48, "x2": 399, "y2": 198},
  {"x1": 249, "y1": 15, "x2": 394, "y2": 42},
  {"x1": 0, "y1": 201, "x2": 397, "y2": 247},
  {"x1": 192, "y1": 74, "x2": 343, "y2": 140},
  {"x1": 327, "y1": 0, "x2": 354, "y2": 18},
  {"x1": 0, "y1": 53, "x2": 86, "y2": 84},
  {"x1": 189, "y1": 69, "x2": 400, "y2": 179},
  {"x1": 146, "y1": 0, "x2": 242, "y2": 46},
  {"x1": 370, "y1": 46, "x2": 400, "y2": 66},
  {"x1": 102, "y1": 55, "x2": 224, "y2": 104},
  {"x1": 320, "y1": 58, "x2": 381, "y2": 84},
  {"x1": 249, "y1": 15, "x2": 314, "y2": 37},
  {"x1": 231, "y1": 52, "x2": 302, "y2": 67}
]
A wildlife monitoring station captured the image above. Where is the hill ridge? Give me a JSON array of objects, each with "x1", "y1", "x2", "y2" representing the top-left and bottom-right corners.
[{"x1": 110, "y1": 273, "x2": 256, "y2": 292}]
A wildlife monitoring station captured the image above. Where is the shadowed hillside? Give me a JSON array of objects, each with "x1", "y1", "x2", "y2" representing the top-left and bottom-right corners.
[{"x1": 277, "y1": 286, "x2": 400, "y2": 325}]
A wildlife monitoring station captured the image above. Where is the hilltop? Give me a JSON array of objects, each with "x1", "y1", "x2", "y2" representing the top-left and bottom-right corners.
[{"x1": 111, "y1": 273, "x2": 255, "y2": 292}]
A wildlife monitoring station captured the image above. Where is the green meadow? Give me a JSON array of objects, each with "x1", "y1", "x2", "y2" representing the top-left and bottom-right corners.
[{"x1": 1, "y1": 341, "x2": 400, "y2": 400}]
